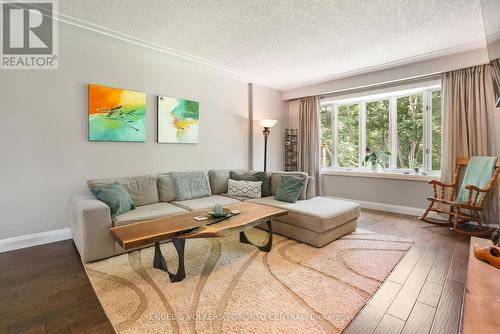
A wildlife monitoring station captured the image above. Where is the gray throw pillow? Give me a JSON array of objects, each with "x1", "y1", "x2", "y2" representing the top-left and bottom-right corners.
[
  {"x1": 275, "y1": 175, "x2": 306, "y2": 203},
  {"x1": 91, "y1": 183, "x2": 135, "y2": 217},
  {"x1": 230, "y1": 171, "x2": 272, "y2": 197},
  {"x1": 171, "y1": 171, "x2": 211, "y2": 201}
]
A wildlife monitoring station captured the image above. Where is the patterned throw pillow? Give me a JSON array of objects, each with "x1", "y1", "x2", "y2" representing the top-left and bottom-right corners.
[
  {"x1": 227, "y1": 179, "x2": 262, "y2": 199},
  {"x1": 229, "y1": 171, "x2": 272, "y2": 197},
  {"x1": 170, "y1": 171, "x2": 212, "y2": 201}
]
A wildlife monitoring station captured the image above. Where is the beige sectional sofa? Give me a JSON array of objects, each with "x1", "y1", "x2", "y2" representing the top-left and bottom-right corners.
[{"x1": 70, "y1": 170, "x2": 360, "y2": 262}]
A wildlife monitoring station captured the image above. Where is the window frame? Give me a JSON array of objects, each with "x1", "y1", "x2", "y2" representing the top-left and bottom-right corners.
[{"x1": 322, "y1": 85, "x2": 442, "y2": 175}]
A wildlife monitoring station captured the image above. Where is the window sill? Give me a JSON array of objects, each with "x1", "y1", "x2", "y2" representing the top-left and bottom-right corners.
[{"x1": 321, "y1": 169, "x2": 440, "y2": 182}]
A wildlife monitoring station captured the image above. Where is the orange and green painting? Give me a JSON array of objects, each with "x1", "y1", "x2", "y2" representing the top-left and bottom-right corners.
[
  {"x1": 157, "y1": 96, "x2": 199, "y2": 143},
  {"x1": 88, "y1": 84, "x2": 146, "y2": 142}
]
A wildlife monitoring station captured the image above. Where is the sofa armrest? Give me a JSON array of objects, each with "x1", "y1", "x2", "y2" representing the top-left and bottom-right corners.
[
  {"x1": 70, "y1": 191, "x2": 116, "y2": 262},
  {"x1": 306, "y1": 176, "x2": 316, "y2": 199}
]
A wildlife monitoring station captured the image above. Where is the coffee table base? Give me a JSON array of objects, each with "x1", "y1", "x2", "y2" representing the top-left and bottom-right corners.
[
  {"x1": 239, "y1": 220, "x2": 273, "y2": 252},
  {"x1": 153, "y1": 220, "x2": 273, "y2": 283},
  {"x1": 153, "y1": 238, "x2": 186, "y2": 283}
]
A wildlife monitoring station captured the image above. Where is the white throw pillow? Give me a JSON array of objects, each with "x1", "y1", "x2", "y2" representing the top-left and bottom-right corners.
[{"x1": 227, "y1": 179, "x2": 262, "y2": 199}]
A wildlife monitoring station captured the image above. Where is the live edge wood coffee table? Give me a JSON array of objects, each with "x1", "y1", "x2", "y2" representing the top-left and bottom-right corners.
[{"x1": 110, "y1": 202, "x2": 287, "y2": 283}]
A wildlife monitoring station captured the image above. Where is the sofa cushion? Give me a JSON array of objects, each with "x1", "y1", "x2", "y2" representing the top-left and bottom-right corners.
[
  {"x1": 88, "y1": 175, "x2": 159, "y2": 206},
  {"x1": 208, "y1": 169, "x2": 246, "y2": 194},
  {"x1": 171, "y1": 171, "x2": 211, "y2": 201},
  {"x1": 247, "y1": 196, "x2": 360, "y2": 233},
  {"x1": 94, "y1": 183, "x2": 135, "y2": 218},
  {"x1": 157, "y1": 174, "x2": 176, "y2": 202},
  {"x1": 271, "y1": 172, "x2": 309, "y2": 200},
  {"x1": 275, "y1": 175, "x2": 306, "y2": 203},
  {"x1": 172, "y1": 195, "x2": 241, "y2": 211},
  {"x1": 220, "y1": 193, "x2": 252, "y2": 201},
  {"x1": 227, "y1": 179, "x2": 262, "y2": 199},
  {"x1": 113, "y1": 202, "x2": 188, "y2": 227},
  {"x1": 230, "y1": 171, "x2": 272, "y2": 197}
]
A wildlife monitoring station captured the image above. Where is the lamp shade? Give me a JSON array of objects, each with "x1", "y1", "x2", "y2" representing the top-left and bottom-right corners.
[{"x1": 260, "y1": 119, "x2": 278, "y2": 128}]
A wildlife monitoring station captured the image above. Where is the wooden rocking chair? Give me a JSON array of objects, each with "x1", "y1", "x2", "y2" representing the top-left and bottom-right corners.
[{"x1": 419, "y1": 157, "x2": 500, "y2": 237}]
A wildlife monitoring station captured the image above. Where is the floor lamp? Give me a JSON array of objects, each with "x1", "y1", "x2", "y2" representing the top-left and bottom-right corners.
[{"x1": 260, "y1": 119, "x2": 277, "y2": 171}]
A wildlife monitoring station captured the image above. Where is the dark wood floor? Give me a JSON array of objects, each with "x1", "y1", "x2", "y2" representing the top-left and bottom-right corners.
[
  {"x1": 345, "y1": 210, "x2": 470, "y2": 334},
  {"x1": 0, "y1": 240, "x2": 114, "y2": 333},
  {"x1": 0, "y1": 210, "x2": 471, "y2": 334}
]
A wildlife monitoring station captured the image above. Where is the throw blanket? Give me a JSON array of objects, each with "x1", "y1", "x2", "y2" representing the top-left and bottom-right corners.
[
  {"x1": 456, "y1": 156, "x2": 497, "y2": 203},
  {"x1": 170, "y1": 171, "x2": 211, "y2": 201}
]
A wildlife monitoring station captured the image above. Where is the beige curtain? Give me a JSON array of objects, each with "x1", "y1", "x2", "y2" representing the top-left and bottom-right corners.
[
  {"x1": 441, "y1": 64, "x2": 498, "y2": 224},
  {"x1": 298, "y1": 96, "x2": 321, "y2": 196},
  {"x1": 491, "y1": 58, "x2": 500, "y2": 104}
]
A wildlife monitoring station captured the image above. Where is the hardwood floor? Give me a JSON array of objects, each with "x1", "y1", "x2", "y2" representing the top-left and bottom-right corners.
[
  {"x1": 0, "y1": 240, "x2": 114, "y2": 333},
  {"x1": 345, "y1": 209, "x2": 470, "y2": 334},
  {"x1": 0, "y1": 209, "x2": 470, "y2": 334}
]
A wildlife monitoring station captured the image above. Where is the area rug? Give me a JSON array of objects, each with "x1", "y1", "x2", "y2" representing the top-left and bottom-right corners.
[{"x1": 84, "y1": 229, "x2": 412, "y2": 333}]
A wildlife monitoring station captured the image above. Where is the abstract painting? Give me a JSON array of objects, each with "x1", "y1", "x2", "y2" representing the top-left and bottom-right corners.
[
  {"x1": 157, "y1": 96, "x2": 199, "y2": 143},
  {"x1": 88, "y1": 84, "x2": 146, "y2": 142}
]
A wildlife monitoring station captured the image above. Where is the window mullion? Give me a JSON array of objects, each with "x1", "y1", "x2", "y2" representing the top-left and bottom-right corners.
[
  {"x1": 423, "y1": 90, "x2": 430, "y2": 173},
  {"x1": 359, "y1": 102, "x2": 366, "y2": 168},
  {"x1": 333, "y1": 104, "x2": 338, "y2": 168},
  {"x1": 389, "y1": 96, "x2": 397, "y2": 170}
]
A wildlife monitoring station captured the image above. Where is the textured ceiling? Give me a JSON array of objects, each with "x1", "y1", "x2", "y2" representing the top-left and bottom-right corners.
[
  {"x1": 59, "y1": 0, "x2": 489, "y2": 90},
  {"x1": 481, "y1": 0, "x2": 500, "y2": 39}
]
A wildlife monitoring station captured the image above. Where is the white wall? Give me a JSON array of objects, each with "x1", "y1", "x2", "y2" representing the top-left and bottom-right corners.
[
  {"x1": 0, "y1": 23, "x2": 257, "y2": 239},
  {"x1": 252, "y1": 84, "x2": 288, "y2": 171}
]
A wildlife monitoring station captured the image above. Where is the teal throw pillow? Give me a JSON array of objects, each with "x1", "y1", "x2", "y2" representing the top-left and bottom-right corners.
[
  {"x1": 275, "y1": 175, "x2": 306, "y2": 203},
  {"x1": 230, "y1": 171, "x2": 272, "y2": 197},
  {"x1": 92, "y1": 183, "x2": 135, "y2": 217}
]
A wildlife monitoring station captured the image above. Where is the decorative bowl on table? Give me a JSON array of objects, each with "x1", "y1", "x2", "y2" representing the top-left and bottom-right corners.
[{"x1": 207, "y1": 208, "x2": 231, "y2": 218}]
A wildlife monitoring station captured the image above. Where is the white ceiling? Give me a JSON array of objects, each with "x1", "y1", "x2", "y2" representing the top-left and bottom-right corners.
[
  {"x1": 481, "y1": 0, "x2": 500, "y2": 40},
  {"x1": 59, "y1": 0, "x2": 491, "y2": 90}
]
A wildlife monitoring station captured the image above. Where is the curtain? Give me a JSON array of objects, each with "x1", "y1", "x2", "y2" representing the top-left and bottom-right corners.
[
  {"x1": 491, "y1": 58, "x2": 500, "y2": 105},
  {"x1": 441, "y1": 64, "x2": 498, "y2": 224},
  {"x1": 298, "y1": 96, "x2": 321, "y2": 196}
]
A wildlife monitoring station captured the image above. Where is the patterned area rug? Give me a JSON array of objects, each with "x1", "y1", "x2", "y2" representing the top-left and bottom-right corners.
[{"x1": 84, "y1": 229, "x2": 412, "y2": 333}]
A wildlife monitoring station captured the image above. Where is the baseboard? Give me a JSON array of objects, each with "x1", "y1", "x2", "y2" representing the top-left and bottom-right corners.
[
  {"x1": 326, "y1": 196, "x2": 442, "y2": 220},
  {"x1": 0, "y1": 228, "x2": 72, "y2": 253}
]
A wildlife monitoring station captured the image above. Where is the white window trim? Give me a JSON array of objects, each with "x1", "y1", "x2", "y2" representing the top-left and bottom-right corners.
[
  {"x1": 321, "y1": 84, "x2": 442, "y2": 177},
  {"x1": 322, "y1": 169, "x2": 440, "y2": 182}
]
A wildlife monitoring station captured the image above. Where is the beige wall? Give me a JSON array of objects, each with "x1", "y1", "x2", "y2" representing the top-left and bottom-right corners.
[
  {"x1": 322, "y1": 175, "x2": 432, "y2": 208},
  {"x1": 0, "y1": 24, "x2": 283, "y2": 239},
  {"x1": 252, "y1": 85, "x2": 288, "y2": 171}
]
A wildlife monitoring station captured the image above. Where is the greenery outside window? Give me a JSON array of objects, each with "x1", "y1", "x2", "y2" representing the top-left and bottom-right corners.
[{"x1": 320, "y1": 85, "x2": 442, "y2": 175}]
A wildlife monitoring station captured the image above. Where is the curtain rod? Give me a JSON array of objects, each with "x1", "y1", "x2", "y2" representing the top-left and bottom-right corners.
[{"x1": 317, "y1": 73, "x2": 442, "y2": 100}]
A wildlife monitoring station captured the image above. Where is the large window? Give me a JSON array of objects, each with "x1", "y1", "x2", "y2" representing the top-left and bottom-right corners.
[{"x1": 320, "y1": 85, "x2": 442, "y2": 174}]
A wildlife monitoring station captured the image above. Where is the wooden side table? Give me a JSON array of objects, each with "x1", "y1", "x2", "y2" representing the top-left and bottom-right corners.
[{"x1": 460, "y1": 237, "x2": 500, "y2": 333}]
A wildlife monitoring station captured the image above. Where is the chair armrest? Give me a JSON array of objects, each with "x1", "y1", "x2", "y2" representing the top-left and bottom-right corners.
[
  {"x1": 70, "y1": 191, "x2": 115, "y2": 262},
  {"x1": 428, "y1": 180, "x2": 455, "y2": 187},
  {"x1": 465, "y1": 184, "x2": 490, "y2": 193},
  {"x1": 428, "y1": 180, "x2": 456, "y2": 200},
  {"x1": 462, "y1": 184, "x2": 491, "y2": 207}
]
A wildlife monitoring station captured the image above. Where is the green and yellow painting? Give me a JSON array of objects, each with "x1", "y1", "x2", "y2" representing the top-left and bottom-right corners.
[
  {"x1": 157, "y1": 96, "x2": 199, "y2": 143},
  {"x1": 88, "y1": 84, "x2": 146, "y2": 142}
]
